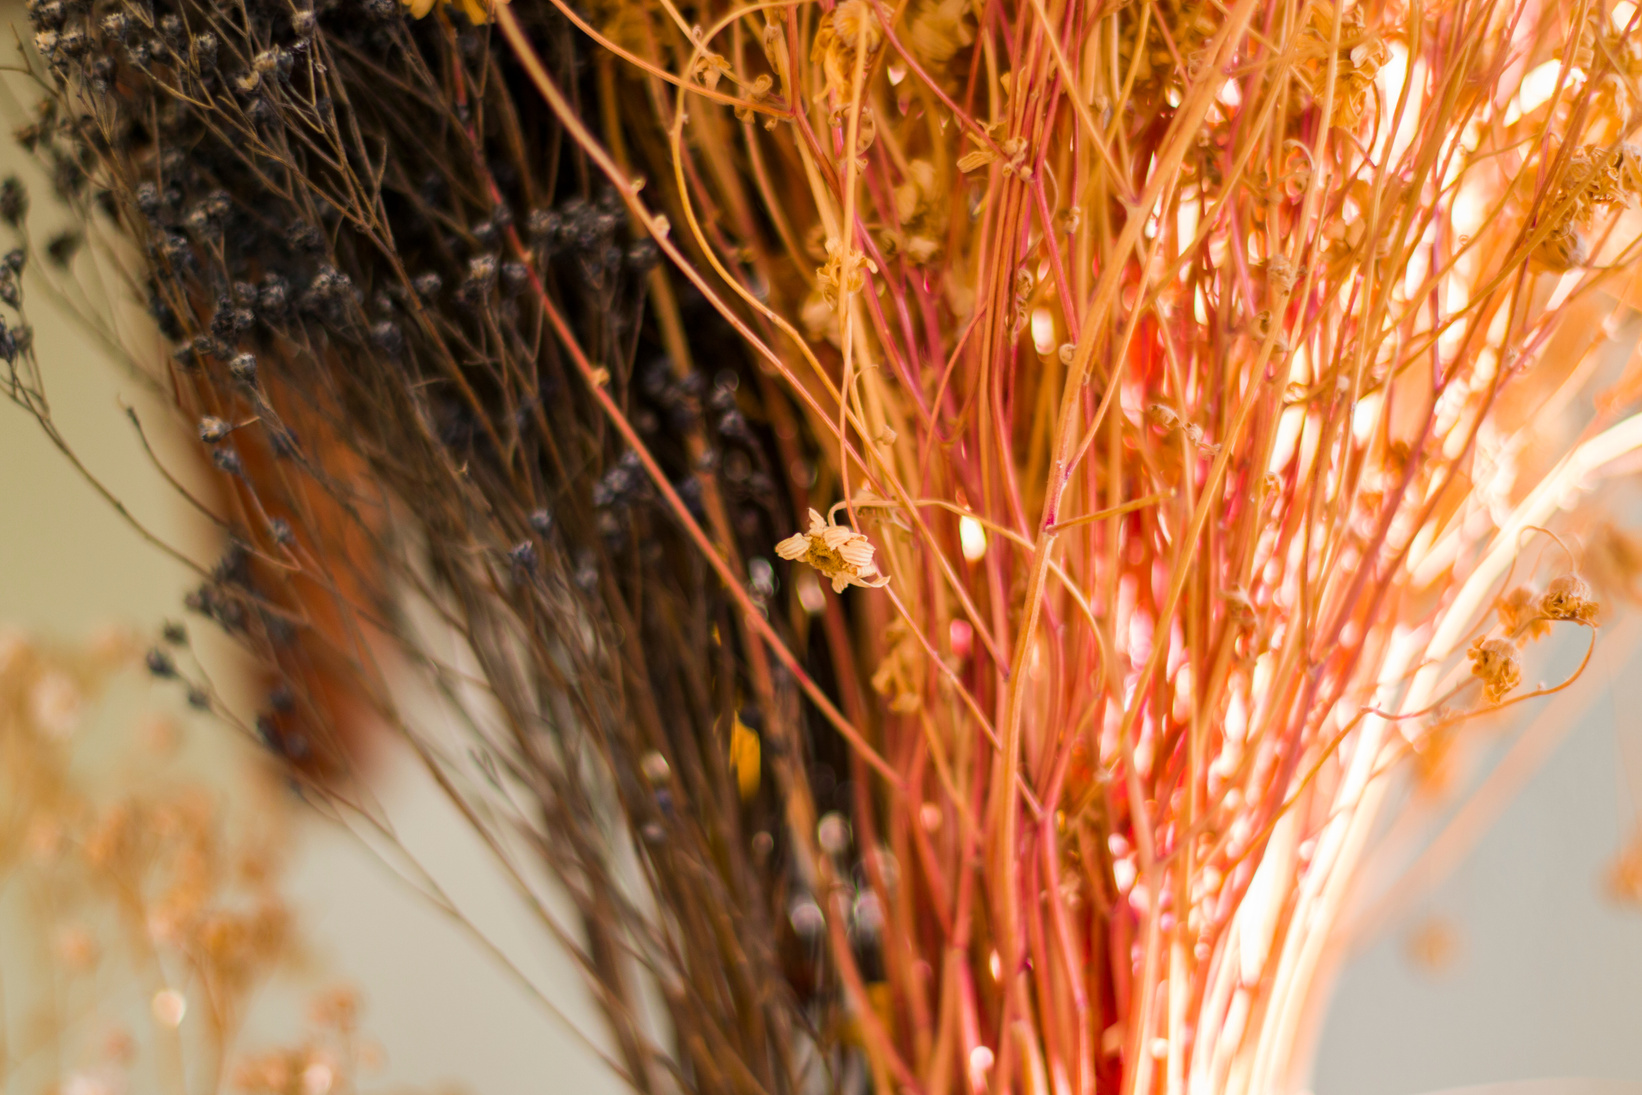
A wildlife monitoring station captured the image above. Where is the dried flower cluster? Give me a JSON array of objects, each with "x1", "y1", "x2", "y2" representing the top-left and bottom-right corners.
[
  {"x1": 0, "y1": 627, "x2": 400, "y2": 1095},
  {"x1": 1471, "y1": 547, "x2": 1605, "y2": 706},
  {"x1": 15, "y1": 0, "x2": 1642, "y2": 1091}
]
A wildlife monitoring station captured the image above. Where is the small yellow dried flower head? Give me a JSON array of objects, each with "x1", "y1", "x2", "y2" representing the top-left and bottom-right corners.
[
  {"x1": 776, "y1": 507, "x2": 888, "y2": 593},
  {"x1": 1495, "y1": 586, "x2": 1549, "y2": 642},
  {"x1": 1532, "y1": 220, "x2": 1587, "y2": 272},
  {"x1": 811, "y1": 0, "x2": 882, "y2": 100},
  {"x1": 1467, "y1": 637, "x2": 1521, "y2": 703},
  {"x1": 817, "y1": 244, "x2": 875, "y2": 308},
  {"x1": 871, "y1": 620, "x2": 923, "y2": 713},
  {"x1": 1539, "y1": 573, "x2": 1598, "y2": 622},
  {"x1": 1146, "y1": 403, "x2": 1182, "y2": 431},
  {"x1": 402, "y1": 0, "x2": 505, "y2": 25},
  {"x1": 905, "y1": 0, "x2": 973, "y2": 69}
]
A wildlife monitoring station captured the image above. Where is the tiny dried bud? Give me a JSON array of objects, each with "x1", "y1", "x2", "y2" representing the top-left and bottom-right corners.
[
  {"x1": 1265, "y1": 255, "x2": 1297, "y2": 294},
  {"x1": 508, "y1": 540, "x2": 537, "y2": 575},
  {"x1": 1146, "y1": 403, "x2": 1182, "y2": 431},
  {"x1": 191, "y1": 33, "x2": 217, "y2": 66}
]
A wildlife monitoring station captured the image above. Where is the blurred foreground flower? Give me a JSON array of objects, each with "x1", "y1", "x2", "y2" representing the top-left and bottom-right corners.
[{"x1": 0, "y1": 627, "x2": 403, "y2": 1095}]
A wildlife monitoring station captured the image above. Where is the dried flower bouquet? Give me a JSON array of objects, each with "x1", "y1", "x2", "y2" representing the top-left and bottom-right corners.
[{"x1": 10, "y1": 0, "x2": 1642, "y2": 1091}]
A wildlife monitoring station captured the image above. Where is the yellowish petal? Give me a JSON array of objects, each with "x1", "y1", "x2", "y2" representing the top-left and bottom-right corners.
[
  {"x1": 838, "y1": 539, "x2": 875, "y2": 570},
  {"x1": 820, "y1": 525, "x2": 857, "y2": 551},
  {"x1": 775, "y1": 533, "x2": 811, "y2": 560}
]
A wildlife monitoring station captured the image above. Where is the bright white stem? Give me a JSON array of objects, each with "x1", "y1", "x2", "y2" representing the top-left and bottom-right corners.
[{"x1": 1213, "y1": 409, "x2": 1642, "y2": 1094}]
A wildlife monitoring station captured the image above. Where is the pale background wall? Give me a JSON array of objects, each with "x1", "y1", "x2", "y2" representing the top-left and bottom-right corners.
[
  {"x1": 1314, "y1": 647, "x2": 1642, "y2": 1095},
  {"x1": 3, "y1": 11, "x2": 1642, "y2": 1093}
]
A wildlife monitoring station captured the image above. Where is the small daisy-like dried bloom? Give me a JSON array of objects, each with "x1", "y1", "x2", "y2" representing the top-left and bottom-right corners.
[
  {"x1": 1539, "y1": 573, "x2": 1599, "y2": 623},
  {"x1": 776, "y1": 508, "x2": 888, "y2": 593},
  {"x1": 1495, "y1": 586, "x2": 1550, "y2": 641},
  {"x1": 1562, "y1": 146, "x2": 1630, "y2": 225},
  {"x1": 1532, "y1": 220, "x2": 1588, "y2": 272},
  {"x1": 905, "y1": 0, "x2": 973, "y2": 69},
  {"x1": 1468, "y1": 637, "x2": 1522, "y2": 703},
  {"x1": 871, "y1": 620, "x2": 924, "y2": 713},
  {"x1": 811, "y1": 0, "x2": 882, "y2": 101},
  {"x1": 692, "y1": 52, "x2": 733, "y2": 92},
  {"x1": 816, "y1": 244, "x2": 874, "y2": 308}
]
